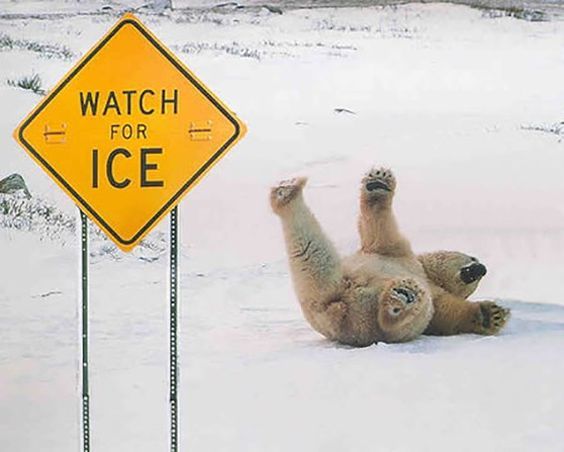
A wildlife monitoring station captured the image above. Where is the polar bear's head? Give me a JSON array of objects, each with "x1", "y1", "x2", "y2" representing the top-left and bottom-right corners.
[{"x1": 418, "y1": 251, "x2": 487, "y2": 300}]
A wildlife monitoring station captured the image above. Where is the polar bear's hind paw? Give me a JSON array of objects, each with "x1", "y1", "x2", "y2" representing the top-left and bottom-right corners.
[
  {"x1": 383, "y1": 278, "x2": 426, "y2": 317},
  {"x1": 392, "y1": 287, "x2": 416, "y2": 305},
  {"x1": 362, "y1": 167, "x2": 396, "y2": 199},
  {"x1": 270, "y1": 177, "x2": 307, "y2": 213}
]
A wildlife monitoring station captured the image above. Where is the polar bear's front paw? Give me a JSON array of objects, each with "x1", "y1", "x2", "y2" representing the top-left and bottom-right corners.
[
  {"x1": 270, "y1": 177, "x2": 307, "y2": 213},
  {"x1": 362, "y1": 167, "x2": 396, "y2": 203},
  {"x1": 472, "y1": 301, "x2": 510, "y2": 335}
]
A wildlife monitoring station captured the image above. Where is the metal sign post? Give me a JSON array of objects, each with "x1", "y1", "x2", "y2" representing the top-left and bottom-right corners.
[
  {"x1": 78, "y1": 208, "x2": 181, "y2": 452},
  {"x1": 80, "y1": 211, "x2": 91, "y2": 452},
  {"x1": 169, "y1": 207, "x2": 179, "y2": 452}
]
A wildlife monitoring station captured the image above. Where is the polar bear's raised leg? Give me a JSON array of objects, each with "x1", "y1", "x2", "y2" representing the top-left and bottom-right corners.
[
  {"x1": 271, "y1": 178, "x2": 347, "y2": 337},
  {"x1": 418, "y1": 251, "x2": 487, "y2": 299},
  {"x1": 425, "y1": 287, "x2": 510, "y2": 335},
  {"x1": 358, "y1": 167, "x2": 413, "y2": 257}
]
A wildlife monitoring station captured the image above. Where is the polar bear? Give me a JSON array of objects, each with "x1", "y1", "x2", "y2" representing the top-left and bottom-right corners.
[{"x1": 270, "y1": 167, "x2": 510, "y2": 346}]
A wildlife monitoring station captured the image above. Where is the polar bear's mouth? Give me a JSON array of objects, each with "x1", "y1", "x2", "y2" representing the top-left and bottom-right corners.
[{"x1": 366, "y1": 180, "x2": 391, "y2": 192}]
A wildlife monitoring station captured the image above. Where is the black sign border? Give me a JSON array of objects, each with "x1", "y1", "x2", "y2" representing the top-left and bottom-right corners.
[{"x1": 18, "y1": 18, "x2": 242, "y2": 247}]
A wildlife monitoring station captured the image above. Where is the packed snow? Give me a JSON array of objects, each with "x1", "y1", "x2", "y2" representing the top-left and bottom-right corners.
[{"x1": 1, "y1": 2, "x2": 564, "y2": 451}]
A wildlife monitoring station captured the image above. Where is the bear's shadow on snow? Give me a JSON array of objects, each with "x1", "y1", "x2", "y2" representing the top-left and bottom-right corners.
[
  {"x1": 502, "y1": 300, "x2": 564, "y2": 334},
  {"x1": 300, "y1": 300, "x2": 564, "y2": 354},
  {"x1": 411, "y1": 300, "x2": 564, "y2": 354}
]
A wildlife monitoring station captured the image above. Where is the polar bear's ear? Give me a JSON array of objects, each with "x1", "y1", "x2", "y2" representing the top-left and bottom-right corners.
[{"x1": 377, "y1": 278, "x2": 433, "y2": 343}]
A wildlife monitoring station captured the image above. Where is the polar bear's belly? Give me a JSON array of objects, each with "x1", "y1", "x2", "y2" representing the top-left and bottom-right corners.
[{"x1": 342, "y1": 252, "x2": 427, "y2": 285}]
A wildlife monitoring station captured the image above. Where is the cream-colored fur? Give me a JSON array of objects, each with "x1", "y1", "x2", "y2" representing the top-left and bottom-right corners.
[{"x1": 271, "y1": 168, "x2": 510, "y2": 346}]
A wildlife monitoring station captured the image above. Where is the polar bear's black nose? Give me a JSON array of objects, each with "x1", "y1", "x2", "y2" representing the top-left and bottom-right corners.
[{"x1": 460, "y1": 263, "x2": 487, "y2": 284}]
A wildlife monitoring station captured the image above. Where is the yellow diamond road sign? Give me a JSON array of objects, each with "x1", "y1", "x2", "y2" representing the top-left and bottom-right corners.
[{"x1": 13, "y1": 13, "x2": 247, "y2": 251}]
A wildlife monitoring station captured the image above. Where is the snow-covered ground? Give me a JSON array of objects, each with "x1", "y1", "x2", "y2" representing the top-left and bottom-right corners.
[{"x1": 1, "y1": 3, "x2": 564, "y2": 451}]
